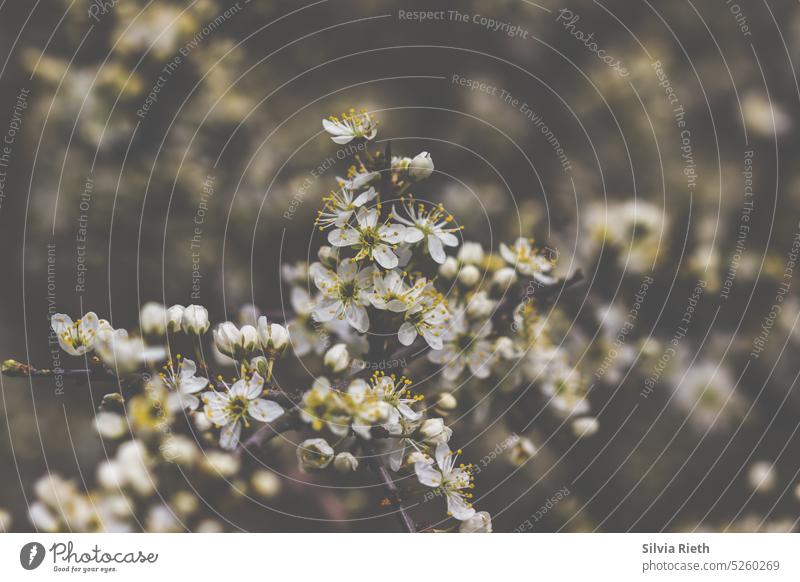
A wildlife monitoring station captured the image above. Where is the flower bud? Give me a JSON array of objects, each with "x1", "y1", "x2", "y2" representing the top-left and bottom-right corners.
[
  {"x1": 324, "y1": 343, "x2": 350, "y2": 373},
  {"x1": 419, "y1": 418, "x2": 452, "y2": 444},
  {"x1": 458, "y1": 264, "x2": 481, "y2": 287},
  {"x1": 297, "y1": 438, "x2": 334, "y2": 471},
  {"x1": 249, "y1": 356, "x2": 270, "y2": 378},
  {"x1": 572, "y1": 417, "x2": 599, "y2": 438},
  {"x1": 459, "y1": 511, "x2": 493, "y2": 533},
  {"x1": 493, "y1": 267, "x2": 518, "y2": 287},
  {"x1": 257, "y1": 316, "x2": 289, "y2": 354},
  {"x1": 438, "y1": 256, "x2": 459, "y2": 279},
  {"x1": 334, "y1": 452, "x2": 359, "y2": 472},
  {"x1": 436, "y1": 392, "x2": 458, "y2": 413},
  {"x1": 458, "y1": 242, "x2": 485, "y2": 264},
  {"x1": 182, "y1": 304, "x2": 210, "y2": 335},
  {"x1": 509, "y1": 437, "x2": 538, "y2": 466},
  {"x1": 408, "y1": 151, "x2": 434, "y2": 181},
  {"x1": 213, "y1": 322, "x2": 242, "y2": 358},
  {"x1": 166, "y1": 305, "x2": 185, "y2": 332},
  {"x1": 139, "y1": 302, "x2": 167, "y2": 336},
  {"x1": 495, "y1": 336, "x2": 518, "y2": 359},
  {"x1": 240, "y1": 325, "x2": 259, "y2": 354},
  {"x1": 251, "y1": 469, "x2": 282, "y2": 498}
]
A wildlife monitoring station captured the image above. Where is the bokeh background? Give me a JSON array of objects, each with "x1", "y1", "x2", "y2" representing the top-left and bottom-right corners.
[{"x1": 1, "y1": 0, "x2": 799, "y2": 532}]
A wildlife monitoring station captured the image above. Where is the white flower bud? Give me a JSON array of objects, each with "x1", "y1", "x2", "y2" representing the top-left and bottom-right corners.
[
  {"x1": 509, "y1": 437, "x2": 538, "y2": 466},
  {"x1": 182, "y1": 304, "x2": 210, "y2": 335},
  {"x1": 439, "y1": 256, "x2": 459, "y2": 278},
  {"x1": 408, "y1": 151, "x2": 434, "y2": 181},
  {"x1": 459, "y1": 511, "x2": 493, "y2": 533},
  {"x1": 213, "y1": 322, "x2": 242, "y2": 358},
  {"x1": 458, "y1": 242, "x2": 485, "y2": 264},
  {"x1": 201, "y1": 451, "x2": 240, "y2": 477},
  {"x1": 297, "y1": 438, "x2": 335, "y2": 471},
  {"x1": 572, "y1": 417, "x2": 599, "y2": 438},
  {"x1": 493, "y1": 267, "x2": 518, "y2": 287},
  {"x1": 251, "y1": 469, "x2": 282, "y2": 498},
  {"x1": 436, "y1": 392, "x2": 458, "y2": 411},
  {"x1": 139, "y1": 302, "x2": 167, "y2": 336},
  {"x1": 318, "y1": 245, "x2": 338, "y2": 267},
  {"x1": 240, "y1": 325, "x2": 259, "y2": 354},
  {"x1": 324, "y1": 343, "x2": 350, "y2": 373},
  {"x1": 166, "y1": 305, "x2": 185, "y2": 332},
  {"x1": 419, "y1": 418, "x2": 452, "y2": 444},
  {"x1": 334, "y1": 452, "x2": 359, "y2": 472},
  {"x1": 257, "y1": 317, "x2": 289, "y2": 353},
  {"x1": 458, "y1": 264, "x2": 481, "y2": 287}
]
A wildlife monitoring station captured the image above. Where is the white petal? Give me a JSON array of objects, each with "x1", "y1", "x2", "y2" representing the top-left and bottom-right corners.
[
  {"x1": 379, "y1": 224, "x2": 406, "y2": 244},
  {"x1": 404, "y1": 227, "x2": 425, "y2": 243},
  {"x1": 446, "y1": 493, "x2": 476, "y2": 521},
  {"x1": 245, "y1": 373, "x2": 265, "y2": 399},
  {"x1": 345, "y1": 303, "x2": 369, "y2": 333},
  {"x1": 438, "y1": 232, "x2": 459, "y2": 247},
  {"x1": 373, "y1": 245, "x2": 399, "y2": 269},
  {"x1": 328, "y1": 228, "x2": 359, "y2": 247},
  {"x1": 398, "y1": 322, "x2": 417, "y2": 346},
  {"x1": 427, "y1": 235, "x2": 446, "y2": 264},
  {"x1": 219, "y1": 422, "x2": 242, "y2": 450},
  {"x1": 249, "y1": 399, "x2": 285, "y2": 423},
  {"x1": 180, "y1": 376, "x2": 209, "y2": 394},
  {"x1": 414, "y1": 462, "x2": 442, "y2": 487}
]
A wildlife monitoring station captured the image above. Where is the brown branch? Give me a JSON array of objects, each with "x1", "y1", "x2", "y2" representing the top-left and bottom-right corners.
[{"x1": 362, "y1": 440, "x2": 416, "y2": 533}]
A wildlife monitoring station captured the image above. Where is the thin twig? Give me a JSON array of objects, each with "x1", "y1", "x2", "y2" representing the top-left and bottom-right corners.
[{"x1": 363, "y1": 441, "x2": 416, "y2": 533}]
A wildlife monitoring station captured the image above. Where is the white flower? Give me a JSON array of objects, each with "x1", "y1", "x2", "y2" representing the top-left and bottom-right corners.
[
  {"x1": 213, "y1": 322, "x2": 258, "y2": 359},
  {"x1": 492, "y1": 267, "x2": 518, "y2": 287},
  {"x1": 182, "y1": 304, "x2": 210, "y2": 335},
  {"x1": 311, "y1": 258, "x2": 374, "y2": 333},
  {"x1": 414, "y1": 442, "x2": 476, "y2": 521},
  {"x1": 257, "y1": 316, "x2": 289, "y2": 353},
  {"x1": 51, "y1": 312, "x2": 99, "y2": 356},
  {"x1": 419, "y1": 417, "x2": 453, "y2": 444},
  {"x1": 297, "y1": 438, "x2": 335, "y2": 470},
  {"x1": 166, "y1": 305, "x2": 185, "y2": 332},
  {"x1": 466, "y1": 291, "x2": 497, "y2": 318},
  {"x1": 369, "y1": 269, "x2": 421, "y2": 312},
  {"x1": 316, "y1": 186, "x2": 377, "y2": 230},
  {"x1": 161, "y1": 357, "x2": 209, "y2": 412},
  {"x1": 286, "y1": 287, "x2": 328, "y2": 356},
  {"x1": 334, "y1": 452, "x2": 359, "y2": 472},
  {"x1": 202, "y1": 373, "x2": 285, "y2": 450},
  {"x1": 428, "y1": 311, "x2": 497, "y2": 381},
  {"x1": 96, "y1": 332, "x2": 166, "y2": 374},
  {"x1": 324, "y1": 343, "x2": 350, "y2": 373},
  {"x1": 139, "y1": 302, "x2": 167, "y2": 335},
  {"x1": 458, "y1": 242, "x2": 485, "y2": 264},
  {"x1": 322, "y1": 109, "x2": 378, "y2": 144},
  {"x1": 398, "y1": 289, "x2": 450, "y2": 350},
  {"x1": 509, "y1": 437, "x2": 538, "y2": 466},
  {"x1": 337, "y1": 170, "x2": 380, "y2": 191},
  {"x1": 408, "y1": 151, "x2": 434, "y2": 181},
  {"x1": 460, "y1": 511, "x2": 492, "y2": 533},
  {"x1": 328, "y1": 208, "x2": 406, "y2": 269},
  {"x1": 392, "y1": 200, "x2": 460, "y2": 264},
  {"x1": 500, "y1": 238, "x2": 554, "y2": 281},
  {"x1": 346, "y1": 379, "x2": 394, "y2": 439}
]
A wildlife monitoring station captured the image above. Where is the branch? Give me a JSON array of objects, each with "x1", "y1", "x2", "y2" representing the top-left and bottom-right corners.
[
  {"x1": 235, "y1": 413, "x2": 302, "y2": 459},
  {"x1": 362, "y1": 440, "x2": 416, "y2": 533},
  {"x1": 2, "y1": 359, "x2": 115, "y2": 380}
]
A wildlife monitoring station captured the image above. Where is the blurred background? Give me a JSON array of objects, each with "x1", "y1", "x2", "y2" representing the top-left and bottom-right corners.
[{"x1": 1, "y1": 0, "x2": 799, "y2": 532}]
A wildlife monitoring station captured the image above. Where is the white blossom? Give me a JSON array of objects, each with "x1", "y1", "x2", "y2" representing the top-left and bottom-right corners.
[
  {"x1": 322, "y1": 109, "x2": 377, "y2": 144},
  {"x1": 415, "y1": 442, "x2": 476, "y2": 521},
  {"x1": 392, "y1": 200, "x2": 460, "y2": 264},
  {"x1": 297, "y1": 438, "x2": 335, "y2": 470},
  {"x1": 202, "y1": 373, "x2": 284, "y2": 450},
  {"x1": 182, "y1": 304, "x2": 210, "y2": 335},
  {"x1": 51, "y1": 312, "x2": 99, "y2": 356},
  {"x1": 408, "y1": 151, "x2": 434, "y2": 181},
  {"x1": 311, "y1": 258, "x2": 374, "y2": 333},
  {"x1": 328, "y1": 207, "x2": 406, "y2": 269},
  {"x1": 324, "y1": 343, "x2": 350, "y2": 372}
]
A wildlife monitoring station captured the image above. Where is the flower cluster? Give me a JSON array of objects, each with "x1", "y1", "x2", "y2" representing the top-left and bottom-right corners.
[{"x1": 8, "y1": 110, "x2": 592, "y2": 533}]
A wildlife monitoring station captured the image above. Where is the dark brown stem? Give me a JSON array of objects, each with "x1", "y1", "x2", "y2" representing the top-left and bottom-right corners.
[
  {"x1": 235, "y1": 413, "x2": 302, "y2": 459},
  {"x1": 363, "y1": 441, "x2": 416, "y2": 533}
]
